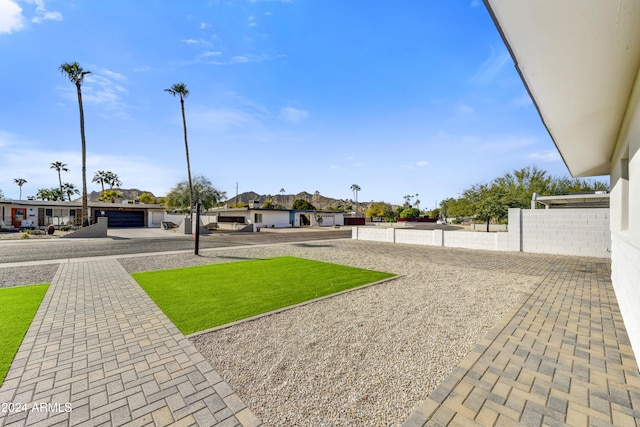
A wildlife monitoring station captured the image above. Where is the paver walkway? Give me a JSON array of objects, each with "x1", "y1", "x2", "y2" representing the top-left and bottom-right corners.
[
  {"x1": 0, "y1": 259, "x2": 261, "y2": 426},
  {"x1": 403, "y1": 252, "x2": 640, "y2": 426}
]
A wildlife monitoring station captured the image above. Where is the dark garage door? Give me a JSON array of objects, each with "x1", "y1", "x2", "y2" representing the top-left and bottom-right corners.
[{"x1": 95, "y1": 210, "x2": 144, "y2": 227}]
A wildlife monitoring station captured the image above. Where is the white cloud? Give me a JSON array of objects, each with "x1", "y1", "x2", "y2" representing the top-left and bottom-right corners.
[
  {"x1": 31, "y1": 0, "x2": 62, "y2": 24},
  {"x1": 57, "y1": 67, "x2": 131, "y2": 118},
  {"x1": 470, "y1": 45, "x2": 510, "y2": 85},
  {"x1": 182, "y1": 38, "x2": 198, "y2": 44},
  {"x1": 470, "y1": 0, "x2": 481, "y2": 7},
  {"x1": 403, "y1": 160, "x2": 430, "y2": 170},
  {"x1": 528, "y1": 150, "x2": 561, "y2": 162},
  {"x1": 200, "y1": 51, "x2": 222, "y2": 58},
  {"x1": 0, "y1": 0, "x2": 25, "y2": 34},
  {"x1": 0, "y1": 0, "x2": 62, "y2": 33},
  {"x1": 189, "y1": 107, "x2": 261, "y2": 133},
  {"x1": 248, "y1": 15, "x2": 257, "y2": 27},
  {"x1": 280, "y1": 107, "x2": 309, "y2": 123},
  {"x1": 199, "y1": 22, "x2": 209, "y2": 29},
  {"x1": 457, "y1": 104, "x2": 474, "y2": 114},
  {"x1": 0, "y1": 143, "x2": 180, "y2": 199},
  {"x1": 206, "y1": 53, "x2": 269, "y2": 65}
]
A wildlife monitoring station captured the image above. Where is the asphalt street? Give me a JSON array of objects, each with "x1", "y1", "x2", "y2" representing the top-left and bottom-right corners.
[{"x1": 0, "y1": 229, "x2": 353, "y2": 264}]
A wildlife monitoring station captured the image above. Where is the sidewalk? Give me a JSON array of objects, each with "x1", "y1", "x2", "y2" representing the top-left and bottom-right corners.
[{"x1": 0, "y1": 259, "x2": 261, "y2": 426}]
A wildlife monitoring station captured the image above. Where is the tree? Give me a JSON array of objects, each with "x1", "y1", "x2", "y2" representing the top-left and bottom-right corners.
[
  {"x1": 14, "y1": 178, "x2": 27, "y2": 200},
  {"x1": 92, "y1": 170, "x2": 109, "y2": 193},
  {"x1": 314, "y1": 190, "x2": 321, "y2": 208},
  {"x1": 165, "y1": 175, "x2": 225, "y2": 212},
  {"x1": 399, "y1": 207, "x2": 421, "y2": 219},
  {"x1": 0, "y1": 188, "x2": 4, "y2": 199},
  {"x1": 138, "y1": 192, "x2": 157, "y2": 204},
  {"x1": 36, "y1": 188, "x2": 62, "y2": 201},
  {"x1": 60, "y1": 62, "x2": 91, "y2": 225},
  {"x1": 441, "y1": 198, "x2": 473, "y2": 219},
  {"x1": 261, "y1": 199, "x2": 274, "y2": 209},
  {"x1": 50, "y1": 161, "x2": 69, "y2": 201},
  {"x1": 165, "y1": 83, "x2": 194, "y2": 216},
  {"x1": 98, "y1": 189, "x2": 122, "y2": 203},
  {"x1": 292, "y1": 199, "x2": 315, "y2": 210},
  {"x1": 464, "y1": 183, "x2": 510, "y2": 232},
  {"x1": 62, "y1": 182, "x2": 80, "y2": 201},
  {"x1": 105, "y1": 171, "x2": 122, "y2": 190},
  {"x1": 365, "y1": 202, "x2": 394, "y2": 221},
  {"x1": 351, "y1": 184, "x2": 361, "y2": 214},
  {"x1": 402, "y1": 194, "x2": 414, "y2": 209}
]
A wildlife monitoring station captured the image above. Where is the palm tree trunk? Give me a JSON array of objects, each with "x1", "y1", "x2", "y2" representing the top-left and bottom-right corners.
[
  {"x1": 77, "y1": 82, "x2": 89, "y2": 226},
  {"x1": 180, "y1": 97, "x2": 194, "y2": 217},
  {"x1": 58, "y1": 171, "x2": 64, "y2": 201}
]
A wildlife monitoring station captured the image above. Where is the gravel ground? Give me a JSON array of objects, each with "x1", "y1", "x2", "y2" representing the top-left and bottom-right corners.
[
  {"x1": 0, "y1": 264, "x2": 60, "y2": 288},
  {"x1": 122, "y1": 242, "x2": 539, "y2": 427}
]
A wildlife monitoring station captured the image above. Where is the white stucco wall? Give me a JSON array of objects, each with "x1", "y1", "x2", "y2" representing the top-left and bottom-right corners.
[
  {"x1": 609, "y1": 66, "x2": 640, "y2": 363},
  {"x1": 353, "y1": 208, "x2": 610, "y2": 258},
  {"x1": 253, "y1": 210, "x2": 291, "y2": 228}
]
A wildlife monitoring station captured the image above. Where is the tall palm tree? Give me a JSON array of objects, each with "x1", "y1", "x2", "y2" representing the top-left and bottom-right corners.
[
  {"x1": 13, "y1": 178, "x2": 27, "y2": 200},
  {"x1": 50, "y1": 161, "x2": 69, "y2": 201},
  {"x1": 62, "y1": 182, "x2": 80, "y2": 201},
  {"x1": 92, "y1": 170, "x2": 108, "y2": 193},
  {"x1": 165, "y1": 83, "x2": 194, "y2": 216},
  {"x1": 350, "y1": 184, "x2": 361, "y2": 215},
  {"x1": 60, "y1": 62, "x2": 91, "y2": 225},
  {"x1": 105, "y1": 171, "x2": 122, "y2": 190}
]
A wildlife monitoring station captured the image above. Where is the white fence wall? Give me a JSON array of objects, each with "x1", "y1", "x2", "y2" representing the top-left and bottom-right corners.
[
  {"x1": 353, "y1": 208, "x2": 610, "y2": 258},
  {"x1": 518, "y1": 208, "x2": 610, "y2": 258}
]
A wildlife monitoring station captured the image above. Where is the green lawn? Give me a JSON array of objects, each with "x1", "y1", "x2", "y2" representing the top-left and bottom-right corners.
[
  {"x1": 0, "y1": 284, "x2": 49, "y2": 385},
  {"x1": 132, "y1": 256, "x2": 395, "y2": 334}
]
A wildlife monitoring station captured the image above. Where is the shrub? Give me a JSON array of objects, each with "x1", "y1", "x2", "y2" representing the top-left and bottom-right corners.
[{"x1": 399, "y1": 208, "x2": 420, "y2": 219}]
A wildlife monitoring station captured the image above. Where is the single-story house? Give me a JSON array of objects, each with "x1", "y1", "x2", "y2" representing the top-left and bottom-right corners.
[
  {"x1": 202, "y1": 207, "x2": 345, "y2": 229},
  {"x1": 0, "y1": 199, "x2": 166, "y2": 229},
  {"x1": 486, "y1": 0, "x2": 640, "y2": 363}
]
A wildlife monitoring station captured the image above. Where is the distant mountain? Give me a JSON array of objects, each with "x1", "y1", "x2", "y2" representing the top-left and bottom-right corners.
[
  {"x1": 82, "y1": 188, "x2": 157, "y2": 203},
  {"x1": 225, "y1": 191, "x2": 356, "y2": 210}
]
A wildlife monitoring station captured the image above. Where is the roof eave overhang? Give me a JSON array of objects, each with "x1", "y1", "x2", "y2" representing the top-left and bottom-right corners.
[{"x1": 484, "y1": 0, "x2": 640, "y2": 177}]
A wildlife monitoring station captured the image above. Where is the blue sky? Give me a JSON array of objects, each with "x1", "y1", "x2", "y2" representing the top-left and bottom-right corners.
[{"x1": 0, "y1": 0, "x2": 578, "y2": 207}]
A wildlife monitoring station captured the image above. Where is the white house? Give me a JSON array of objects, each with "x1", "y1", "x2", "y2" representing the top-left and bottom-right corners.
[
  {"x1": 204, "y1": 207, "x2": 345, "y2": 230},
  {"x1": 485, "y1": 1, "x2": 640, "y2": 363},
  {"x1": 0, "y1": 199, "x2": 166, "y2": 229}
]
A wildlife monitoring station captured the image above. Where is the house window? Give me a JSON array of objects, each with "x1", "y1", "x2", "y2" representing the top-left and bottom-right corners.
[{"x1": 254, "y1": 213, "x2": 263, "y2": 223}]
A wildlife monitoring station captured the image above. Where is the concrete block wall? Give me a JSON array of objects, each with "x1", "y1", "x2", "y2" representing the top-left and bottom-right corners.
[
  {"x1": 353, "y1": 208, "x2": 610, "y2": 259},
  {"x1": 443, "y1": 230, "x2": 509, "y2": 251},
  {"x1": 518, "y1": 208, "x2": 610, "y2": 258},
  {"x1": 395, "y1": 229, "x2": 440, "y2": 246}
]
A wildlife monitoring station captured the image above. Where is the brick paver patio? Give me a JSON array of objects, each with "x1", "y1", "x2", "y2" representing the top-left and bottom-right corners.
[
  {"x1": 402, "y1": 248, "x2": 640, "y2": 426},
  {"x1": 1, "y1": 238, "x2": 639, "y2": 426},
  {"x1": 0, "y1": 259, "x2": 261, "y2": 427}
]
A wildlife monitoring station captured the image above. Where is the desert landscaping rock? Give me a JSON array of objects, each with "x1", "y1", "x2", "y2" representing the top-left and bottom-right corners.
[{"x1": 122, "y1": 241, "x2": 538, "y2": 426}]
